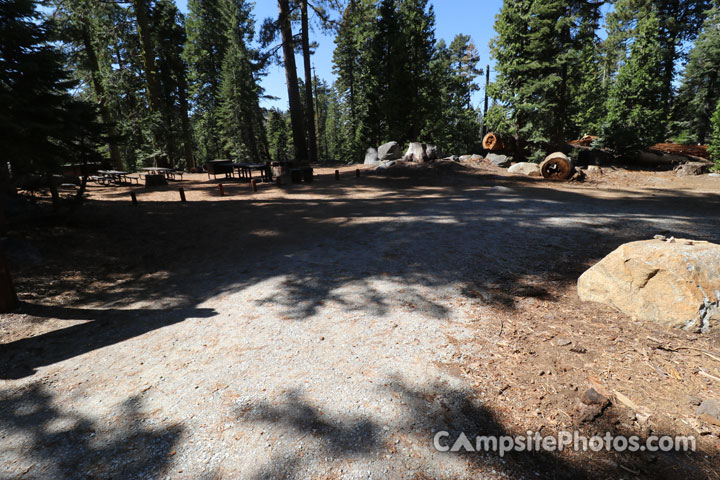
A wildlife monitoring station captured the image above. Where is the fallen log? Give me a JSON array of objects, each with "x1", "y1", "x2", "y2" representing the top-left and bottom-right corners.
[
  {"x1": 569, "y1": 144, "x2": 615, "y2": 166},
  {"x1": 649, "y1": 143, "x2": 708, "y2": 159},
  {"x1": 482, "y1": 132, "x2": 504, "y2": 151},
  {"x1": 637, "y1": 149, "x2": 712, "y2": 167},
  {"x1": 568, "y1": 135, "x2": 598, "y2": 148},
  {"x1": 539, "y1": 152, "x2": 574, "y2": 180}
]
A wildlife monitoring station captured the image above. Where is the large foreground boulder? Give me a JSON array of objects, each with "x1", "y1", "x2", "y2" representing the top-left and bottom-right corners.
[
  {"x1": 507, "y1": 162, "x2": 541, "y2": 176},
  {"x1": 577, "y1": 239, "x2": 720, "y2": 332},
  {"x1": 364, "y1": 147, "x2": 379, "y2": 164},
  {"x1": 378, "y1": 141, "x2": 402, "y2": 161}
]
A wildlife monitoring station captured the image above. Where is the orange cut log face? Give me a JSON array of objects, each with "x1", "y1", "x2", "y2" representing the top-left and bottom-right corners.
[
  {"x1": 540, "y1": 153, "x2": 574, "y2": 180},
  {"x1": 482, "y1": 132, "x2": 504, "y2": 151}
]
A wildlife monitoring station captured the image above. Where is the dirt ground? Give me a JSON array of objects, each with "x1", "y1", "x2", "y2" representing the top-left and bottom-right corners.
[{"x1": 1, "y1": 162, "x2": 720, "y2": 479}]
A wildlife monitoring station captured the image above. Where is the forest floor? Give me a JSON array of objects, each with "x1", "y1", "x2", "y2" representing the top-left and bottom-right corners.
[{"x1": 2, "y1": 163, "x2": 720, "y2": 479}]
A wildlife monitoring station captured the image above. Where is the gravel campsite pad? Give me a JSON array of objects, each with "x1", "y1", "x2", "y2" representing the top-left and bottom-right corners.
[{"x1": 2, "y1": 164, "x2": 720, "y2": 479}]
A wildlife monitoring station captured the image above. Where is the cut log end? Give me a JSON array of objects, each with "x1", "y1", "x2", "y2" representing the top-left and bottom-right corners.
[
  {"x1": 540, "y1": 152, "x2": 574, "y2": 180},
  {"x1": 483, "y1": 132, "x2": 504, "y2": 151}
]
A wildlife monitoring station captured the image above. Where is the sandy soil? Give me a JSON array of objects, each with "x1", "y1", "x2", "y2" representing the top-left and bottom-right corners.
[{"x1": 1, "y1": 162, "x2": 720, "y2": 479}]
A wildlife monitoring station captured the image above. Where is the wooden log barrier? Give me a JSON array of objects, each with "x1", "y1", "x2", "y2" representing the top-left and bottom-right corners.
[
  {"x1": 482, "y1": 132, "x2": 504, "y2": 151},
  {"x1": 539, "y1": 152, "x2": 574, "y2": 180}
]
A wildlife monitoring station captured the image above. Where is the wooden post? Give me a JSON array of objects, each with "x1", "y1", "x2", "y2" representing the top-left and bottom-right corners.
[
  {"x1": 217, "y1": 184, "x2": 224, "y2": 196},
  {"x1": 179, "y1": 187, "x2": 186, "y2": 202},
  {"x1": 251, "y1": 179, "x2": 258, "y2": 192},
  {"x1": 0, "y1": 243, "x2": 18, "y2": 313},
  {"x1": 335, "y1": 169, "x2": 340, "y2": 181},
  {"x1": 130, "y1": 192, "x2": 138, "y2": 205}
]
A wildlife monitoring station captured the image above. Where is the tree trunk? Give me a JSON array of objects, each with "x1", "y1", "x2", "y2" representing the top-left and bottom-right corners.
[
  {"x1": 177, "y1": 66, "x2": 195, "y2": 169},
  {"x1": 81, "y1": 23, "x2": 123, "y2": 169},
  {"x1": 134, "y1": 0, "x2": 168, "y2": 166},
  {"x1": 301, "y1": 0, "x2": 318, "y2": 163},
  {"x1": 0, "y1": 241, "x2": 18, "y2": 313},
  {"x1": 482, "y1": 64, "x2": 489, "y2": 137},
  {"x1": 47, "y1": 174, "x2": 60, "y2": 213},
  {"x1": 278, "y1": 0, "x2": 308, "y2": 163},
  {"x1": 698, "y1": 70, "x2": 718, "y2": 145}
]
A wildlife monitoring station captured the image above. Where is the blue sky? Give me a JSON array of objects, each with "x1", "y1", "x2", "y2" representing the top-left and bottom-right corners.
[{"x1": 175, "y1": 0, "x2": 504, "y2": 110}]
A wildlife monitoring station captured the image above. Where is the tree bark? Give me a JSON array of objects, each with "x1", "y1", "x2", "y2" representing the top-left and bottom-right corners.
[
  {"x1": 278, "y1": 0, "x2": 308, "y2": 163},
  {"x1": 80, "y1": 23, "x2": 123, "y2": 169},
  {"x1": 176, "y1": 65, "x2": 195, "y2": 168},
  {"x1": 0, "y1": 241, "x2": 18, "y2": 313},
  {"x1": 697, "y1": 68, "x2": 718, "y2": 145},
  {"x1": 301, "y1": 0, "x2": 318, "y2": 163},
  {"x1": 482, "y1": 64, "x2": 489, "y2": 137}
]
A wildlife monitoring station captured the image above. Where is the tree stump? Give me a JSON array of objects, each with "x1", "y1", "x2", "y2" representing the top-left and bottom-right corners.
[
  {"x1": 302, "y1": 167, "x2": 313, "y2": 183},
  {"x1": 540, "y1": 152, "x2": 574, "y2": 180},
  {"x1": 144, "y1": 174, "x2": 167, "y2": 187},
  {"x1": 290, "y1": 169, "x2": 303, "y2": 183}
]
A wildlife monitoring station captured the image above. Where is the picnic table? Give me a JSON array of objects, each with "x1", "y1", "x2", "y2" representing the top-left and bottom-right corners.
[
  {"x1": 142, "y1": 167, "x2": 183, "y2": 180},
  {"x1": 232, "y1": 163, "x2": 271, "y2": 182},
  {"x1": 95, "y1": 170, "x2": 139, "y2": 185},
  {"x1": 206, "y1": 160, "x2": 234, "y2": 180}
]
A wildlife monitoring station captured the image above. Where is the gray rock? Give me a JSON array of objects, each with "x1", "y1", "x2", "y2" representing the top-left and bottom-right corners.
[
  {"x1": 443, "y1": 155, "x2": 460, "y2": 162},
  {"x1": 470, "y1": 154, "x2": 483, "y2": 161},
  {"x1": 675, "y1": 162, "x2": 709, "y2": 176},
  {"x1": 581, "y1": 388, "x2": 609, "y2": 407},
  {"x1": 404, "y1": 142, "x2": 428, "y2": 162},
  {"x1": 425, "y1": 144, "x2": 440, "y2": 161},
  {"x1": 458, "y1": 155, "x2": 472, "y2": 162},
  {"x1": 507, "y1": 162, "x2": 541, "y2": 176},
  {"x1": 364, "y1": 147, "x2": 379, "y2": 164},
  {"x1": 696, "y1": 398, "x2": 720, "y2": 421},
  {"x1": 378, "y1": 141, "x2": 401, "y2": 161},
  {"x1": 375, "y1": 160, "x2": 396, "y2": 170},
  {"x1": 486, "y1": 153, "x2": 511, "y2": 167}
]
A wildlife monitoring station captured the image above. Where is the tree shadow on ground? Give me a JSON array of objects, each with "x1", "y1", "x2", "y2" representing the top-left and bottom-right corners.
[
  {"x1": 5, "y1": 170, "x2": 720, "y2": 371},
  {"x1": 0, "y1": 383, "x2": 183, "y2": 479},
  {"x1": 0, "y1": 304, "x2": 217, "y2": 379},
  {"x1": 3, "y1": 170, "x2": 720, "y2": 477},
  {"x1": 239, "y1": 376, "x2": 711, "y2": 479}
]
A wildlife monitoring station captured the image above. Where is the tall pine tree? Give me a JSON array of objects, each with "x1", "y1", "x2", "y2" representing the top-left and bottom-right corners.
[
  {"x1": 422, "y1": 35, "x2": 482, "y2": 154},
  {"x1": 603, "y1": 0, "x2": 710, "y2": 134},
  {"x1": 218, "y1": 0, "x2": 268, "y2": 162},
  {"x1": 599, "y1": 9, "x2": 665, "y2": 154},
  {"x1": 185, "y1": 0, "x2": 229, "y2": 163},
  {"x1": 708, "y1": 98, "x2": 720, "y2": 168},
  {"x1": 673, "y1": 4, "x2": 720, "y2": 144}
]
